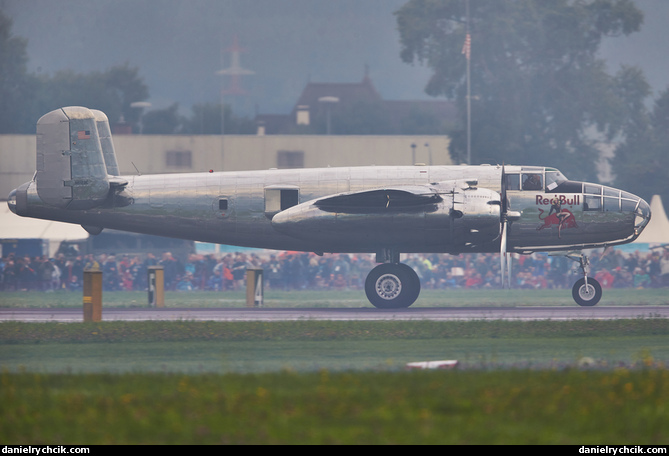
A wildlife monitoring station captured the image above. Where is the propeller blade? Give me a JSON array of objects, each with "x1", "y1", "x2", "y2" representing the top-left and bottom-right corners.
[
  {"x1": 501, "y1": 164, "x2": 507, "y2": 214},
  {"x1": 506, "y1": 250, "x2": 512, "y2": 289},
  {"x1": 500, "y1": 220, "x2": 507, "y2": 288},
  {"x1": 500, "y1": 164, "x2": 509, "y2": 289}
]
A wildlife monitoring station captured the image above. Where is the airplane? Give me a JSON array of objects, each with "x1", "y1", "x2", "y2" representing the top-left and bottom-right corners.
[{"x1": 7, "y1": 106, "x2": 652, "y2": 308}]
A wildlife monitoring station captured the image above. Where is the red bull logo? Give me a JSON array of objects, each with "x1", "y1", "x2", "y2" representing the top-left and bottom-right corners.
[{"x1": 536, "y1": 194, "x2": 579, "y2": 238}]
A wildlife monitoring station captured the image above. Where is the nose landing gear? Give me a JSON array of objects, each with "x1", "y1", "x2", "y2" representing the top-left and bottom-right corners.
[{"x1": 566, "y1": 253, "x2": 602, "y2": 306}]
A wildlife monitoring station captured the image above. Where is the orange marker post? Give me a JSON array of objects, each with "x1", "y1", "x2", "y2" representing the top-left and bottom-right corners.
[{"x1": 83, "y1": 269, "x2": 102, "y2": 322}]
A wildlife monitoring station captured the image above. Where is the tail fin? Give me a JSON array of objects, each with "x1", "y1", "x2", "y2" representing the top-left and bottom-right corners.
[{"x1": 35, "y1": 106, "x2": 111, "y2": 209}]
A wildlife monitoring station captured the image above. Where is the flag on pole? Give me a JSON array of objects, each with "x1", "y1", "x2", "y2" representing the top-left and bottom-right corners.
[{"x1": 461, "y1": 33, "x2": 471, "y2": 60}]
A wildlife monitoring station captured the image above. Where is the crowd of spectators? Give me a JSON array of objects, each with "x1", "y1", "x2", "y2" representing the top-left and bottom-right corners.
[{"x1": 2, "y1": 247, "x2": 669, "y2": 293}]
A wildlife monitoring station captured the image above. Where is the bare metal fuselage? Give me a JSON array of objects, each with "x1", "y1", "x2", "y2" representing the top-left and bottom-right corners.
[{"x1": 9, "y1": 164, "x2": 649, "y2": 257}]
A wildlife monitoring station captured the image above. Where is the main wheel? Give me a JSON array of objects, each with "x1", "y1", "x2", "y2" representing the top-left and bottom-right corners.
[
  {"x1": 365, "y1": 263, "x2": 420, "y2": 309},
  {"x1": 572, "y1": 277, "x2": 602, "y2": 307}
]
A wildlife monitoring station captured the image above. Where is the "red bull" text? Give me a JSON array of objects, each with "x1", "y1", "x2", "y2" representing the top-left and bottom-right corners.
[{"x1": 536, "y1": 194, "x2": 580, "y2": 206}]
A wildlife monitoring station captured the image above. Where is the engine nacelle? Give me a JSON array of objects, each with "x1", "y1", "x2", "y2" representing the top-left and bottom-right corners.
[
  {"x1": 35, "y1": 107, "x2": 110, "y2": 210},
  {"x1": 271, "y1": 185, "x2": 502, "y2": 252}
]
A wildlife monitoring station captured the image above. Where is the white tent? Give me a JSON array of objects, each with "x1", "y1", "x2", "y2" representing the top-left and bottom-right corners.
[
  {"x1": 0, "y1": 205, "x2": 89, "y2": 257},
  {"x1": 634, "y1": 194, "x2": 669, "y2": 245}
]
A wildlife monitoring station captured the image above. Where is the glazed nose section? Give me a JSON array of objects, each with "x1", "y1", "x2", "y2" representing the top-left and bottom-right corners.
[{"x1": 634, "y1": 197, "x2": 651, "y2": 235}]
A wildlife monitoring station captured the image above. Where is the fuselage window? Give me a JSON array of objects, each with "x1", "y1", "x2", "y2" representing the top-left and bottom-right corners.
[{"x1": 219, "y1": 199, "x2": 228, "y2": 211}]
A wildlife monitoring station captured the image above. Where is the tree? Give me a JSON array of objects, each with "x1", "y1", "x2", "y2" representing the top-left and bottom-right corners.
[
  {"x1": 142, "y1": 103, "x2": 182, "y2": 134},
  {"x1": 0, "y1": 9, "x2": 149, "y2": 134},
  {"x1": 612, "y1": 87, "x2": 669, "y2": 212},
  {"x1": 0, "y1": 10, "x2": 38, "y2": 133},
  {"x1": 395, "y1": 0, "x2": 644, "y2": 181},
  {"x1": 34, "y1": 64, "x2": 149, "y2": 131},
  {"x1": 102, "y1": 63, "x2": 150, "y2": 127},
  {"x1": 1, "y1": 10, "x2": 148, "y2": 133}
]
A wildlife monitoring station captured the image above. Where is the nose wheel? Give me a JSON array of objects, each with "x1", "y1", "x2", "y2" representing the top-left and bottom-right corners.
[
  {"x1": 365, "y1": 263, "x2": 420, "y2": 309},
  {"x1": 566, "y1": 253, "x2": 603, "y2": 306},
  {"x1": 572, "y1": 277, "x2": 602, "y2": 306}
]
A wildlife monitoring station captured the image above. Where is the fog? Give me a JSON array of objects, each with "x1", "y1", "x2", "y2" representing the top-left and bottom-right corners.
[
  {"x1": 3, "y1": 0, "x2": 667, "y2": 117},
  {"x1": 2, "y1": 0, "x2": 434, "y2": 116}
]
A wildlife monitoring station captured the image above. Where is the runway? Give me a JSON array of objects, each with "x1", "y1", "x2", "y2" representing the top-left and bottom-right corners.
[{"x1": 1, "y1": 306, "x2": 668, "y2": 322}]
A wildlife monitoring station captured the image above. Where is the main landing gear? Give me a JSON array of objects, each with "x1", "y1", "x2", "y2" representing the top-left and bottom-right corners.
[
  {"x1": 365, "y1": 263, "x2": 420, "y2": 309},
  {"x1": 566, "y1": 253, "x2": 602, "y2": 307}
]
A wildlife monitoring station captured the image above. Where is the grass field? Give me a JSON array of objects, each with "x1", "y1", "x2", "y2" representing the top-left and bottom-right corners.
[
  {"x1": 3, "y1": 369, "x2": 669, "y2": 444},
  {"x1": 2, "y1": 289, "x2": 668, "y2": 444},
  {"x1": 2, "y1": 319, "x2": 669, "y2": 374}
]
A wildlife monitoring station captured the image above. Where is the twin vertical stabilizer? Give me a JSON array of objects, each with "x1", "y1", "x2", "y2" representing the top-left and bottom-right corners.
[{"x1": 35, "y1": 106, "x2": 118, "y2": 210}]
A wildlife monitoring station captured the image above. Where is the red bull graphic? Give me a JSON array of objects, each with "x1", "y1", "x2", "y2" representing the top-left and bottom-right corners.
[{"x1": 536, "y1": 194, "x2": 579, "y2": 238}]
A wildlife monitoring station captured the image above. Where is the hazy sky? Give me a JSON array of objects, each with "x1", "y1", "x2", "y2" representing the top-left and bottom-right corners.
[{"x1": 4, "y1": 0, "x2": 668, "y2": 117}]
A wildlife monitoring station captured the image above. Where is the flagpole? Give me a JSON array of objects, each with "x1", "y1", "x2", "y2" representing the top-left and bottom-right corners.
[{"x1": 465, "y1": 0, "x2": 471, "y2": 165}]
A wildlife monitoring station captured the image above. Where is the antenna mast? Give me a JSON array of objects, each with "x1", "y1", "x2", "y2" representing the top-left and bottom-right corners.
[{"x1": 465, "y1": 0, "x2": 471, "y2": 165}]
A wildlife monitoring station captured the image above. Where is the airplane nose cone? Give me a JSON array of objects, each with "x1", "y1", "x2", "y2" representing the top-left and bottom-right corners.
[
  {"x1": 7, "y1": 189, "x2": 17, "y2": 215},
  {"x1": 634, "y1": 197, "x2": 651, "y2": 234}
]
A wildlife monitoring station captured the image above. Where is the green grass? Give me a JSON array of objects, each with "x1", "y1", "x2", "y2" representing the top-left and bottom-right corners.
[
  {"x1": 2, "y1": 287, "x2": 669, "y2": 308},
  {"x1": 2, "y1": 369, "x2": 668, "y2": 444},
  {"x1": 2, "y1": 320, "x2": 668, "y2": 374},
  {"x1": 2, "y1": 307, "x2": 669, "y2": 443}
]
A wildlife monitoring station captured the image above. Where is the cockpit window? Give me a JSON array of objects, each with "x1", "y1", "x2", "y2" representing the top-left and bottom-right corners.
[
  {"x1": 544, "y1": 170, "x2": 568, "y2": 192},
  {"x1": 584, "y1": 184, "x2": 602, "y2": 195},
  {"x1": 604, "y1": 187, "x2": 620, "y2": 198},
  {"x1": 522, "y1": 173, "x2": 543, "y2": 191},
  {"x1": 584, "y1": 195, "x2": 602, "y2": 211}
]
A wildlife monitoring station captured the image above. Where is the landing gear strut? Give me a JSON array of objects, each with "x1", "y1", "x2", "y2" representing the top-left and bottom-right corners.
[
  {"x1": 567, "y1": 253, "x2": 602, "y2": 306},
  {"x1": 365, "y1": 263, "x2": 420, "y2": 309}
]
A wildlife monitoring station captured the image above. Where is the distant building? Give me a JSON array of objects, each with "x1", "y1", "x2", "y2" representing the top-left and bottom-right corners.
[
  {"x1": 0, "y1": 134, "x2": 452, "y2": 200},
  {"x1": 255, "y1": 73, "x2": 458, "y2": 135},
  {"x1": 1, "y1": 74, "x2": 454, "y2": 200}
]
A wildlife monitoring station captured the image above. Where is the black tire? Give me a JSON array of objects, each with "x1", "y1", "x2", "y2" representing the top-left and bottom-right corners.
[
  {"x1": 365, "y1": 263, "x2": 420, "y2": 309},
  {"x1": 572, "y1": 277, "x2": 602, "y2": 307}
]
